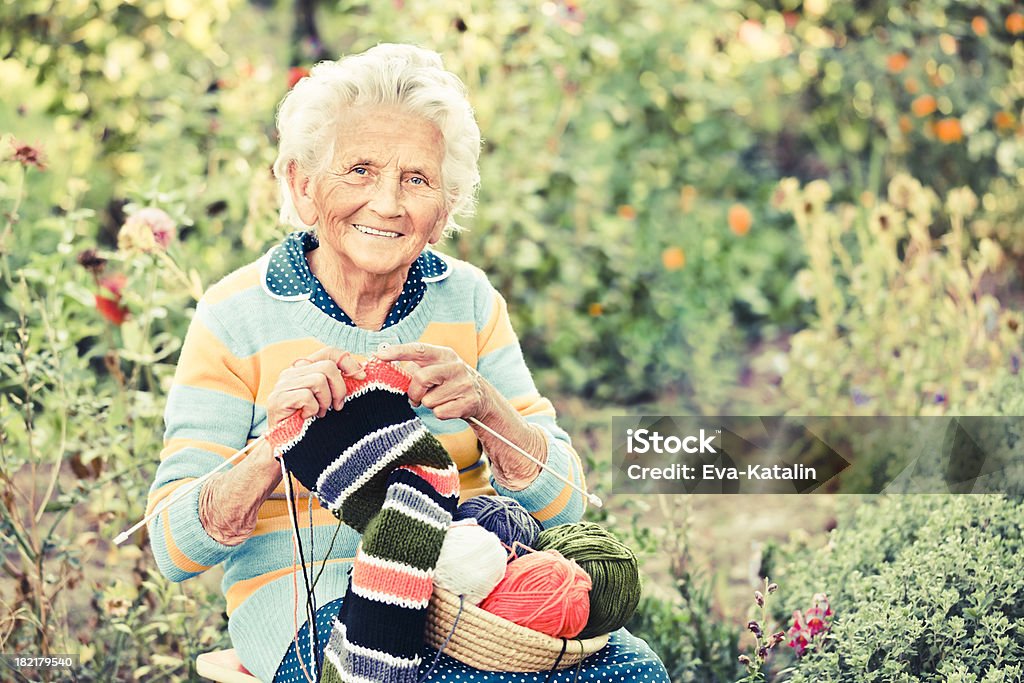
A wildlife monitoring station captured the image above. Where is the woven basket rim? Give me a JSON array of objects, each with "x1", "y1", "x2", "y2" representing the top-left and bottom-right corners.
[{"x1": 425, "y1": 586, "x2": 609, "y2": 672}]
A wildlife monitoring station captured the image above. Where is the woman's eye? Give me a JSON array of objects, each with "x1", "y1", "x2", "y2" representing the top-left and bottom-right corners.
[
  {"x1": 352, "y1": 167, "x2": 368, "y2": 176},
  {"x1": 408, "y1": 176, "x2": 427, "y2": 186}
]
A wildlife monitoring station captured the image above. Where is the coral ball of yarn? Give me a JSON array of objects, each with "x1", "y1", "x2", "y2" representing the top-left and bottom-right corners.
[
  {"x1": 479, "y1": 550, "x2": 591, "y2": 639},
  {"x1": 434, "y1": 522, "x2": 508, "y2": 605},
  {"x1": 455, "y1": 495, "x2": 543, "y2": 551},
  {"x1": 535, "y1": 522, "x2": 641, "y2": 639}
]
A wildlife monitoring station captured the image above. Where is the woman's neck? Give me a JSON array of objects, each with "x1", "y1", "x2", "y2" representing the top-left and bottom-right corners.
[{"x1": 307, "y1": 249, "x2": 407, "y2": 331}]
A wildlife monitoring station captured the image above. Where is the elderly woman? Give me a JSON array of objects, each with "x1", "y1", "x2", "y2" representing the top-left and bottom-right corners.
[{"x1": 147, "y1": 44, "x2": 668, "y2": 682}]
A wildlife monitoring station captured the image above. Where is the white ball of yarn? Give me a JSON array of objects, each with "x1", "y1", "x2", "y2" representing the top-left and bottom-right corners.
[{"x1": 434, "y1": 521, "x2": 508, "y2": 605}]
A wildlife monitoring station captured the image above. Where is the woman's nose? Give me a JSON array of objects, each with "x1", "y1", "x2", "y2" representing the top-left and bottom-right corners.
[{"x1": 366, "y1": 173, "x2": 404, "y2": 217}]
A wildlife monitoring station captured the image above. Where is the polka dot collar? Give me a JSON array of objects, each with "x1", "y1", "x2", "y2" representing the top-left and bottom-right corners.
[{"x1": 261, "y1": 231, "x2": 450, "y2": 330}]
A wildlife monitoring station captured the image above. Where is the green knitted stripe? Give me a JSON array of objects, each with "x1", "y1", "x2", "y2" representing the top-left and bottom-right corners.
[
  {"x1": 360, "y1": 507, "x2": 448, "y2": 573},
  {"x1": 339, "y1": 434, "x2": 455, "y2": 532}
]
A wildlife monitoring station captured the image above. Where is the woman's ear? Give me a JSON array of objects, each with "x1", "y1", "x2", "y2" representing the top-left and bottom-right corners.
[
  {"x1": 428, "y1": 212, "x2": 449, "y2": 245},
  {"x1": 286, "y1": 161, "x2": 319, "y2": 227}
]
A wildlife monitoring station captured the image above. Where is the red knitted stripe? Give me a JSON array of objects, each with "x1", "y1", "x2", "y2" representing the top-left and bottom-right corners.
[
  {"x1": 351, "y1": 558, "x2": 434, "y2": 604},
  {"x1": 398, "y1": 463, "x2": 460, "y2": 497},
  {"x1": 265, "y1": 411, "x2": 307, "y2": 450},
  {"x1": 343, "y1": 358, "x2": 412, "y2": 397}
]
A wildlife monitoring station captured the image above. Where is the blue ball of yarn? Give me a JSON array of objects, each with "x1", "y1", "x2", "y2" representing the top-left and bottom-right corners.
[{"x1": 454, "y1": 495, "x2": 542, "y2": 551}]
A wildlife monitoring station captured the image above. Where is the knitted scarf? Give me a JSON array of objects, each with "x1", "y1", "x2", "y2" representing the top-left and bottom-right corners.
[{"x1": 268, "y1": 359, "x2": 460, "y2": 683}]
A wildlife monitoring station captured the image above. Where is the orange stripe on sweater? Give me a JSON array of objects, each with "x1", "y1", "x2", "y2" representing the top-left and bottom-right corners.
[
  {"x1": 161, "y1": 511, "x2": 211, "y2": 574},
  {"x1": 225, "y1": 557, "x2": 354, "y2": 614}
]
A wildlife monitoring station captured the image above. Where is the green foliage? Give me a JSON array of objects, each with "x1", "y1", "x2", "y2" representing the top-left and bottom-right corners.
[
  {"x1": 601, "y1": 497, "x2": 744, "y2": 682},
  {"x1": 771, "y1": 175, "x2": 1021, "y2": 416},
  {"x1": 2, "y1": 0, "x2": 1023, "y2": 679},
  {"x1": 767, "y1": 495, "x2": 1024, "y2": 682}
]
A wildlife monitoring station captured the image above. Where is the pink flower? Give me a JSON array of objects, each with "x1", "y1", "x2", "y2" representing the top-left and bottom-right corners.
[
  {"x1": 119, "y1": 207, "x2": 176, "y2": 253},
  {"x1": 787, "y1": 594, "x2": 832, "y2": 658},
  {"x1": 9, "y1": 138, "x2": 46, "y2": 170}
]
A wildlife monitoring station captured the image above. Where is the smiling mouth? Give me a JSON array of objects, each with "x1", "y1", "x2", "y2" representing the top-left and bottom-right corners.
[{"x1": 354, "y1": 224, "x2": 401, "y2": 238}]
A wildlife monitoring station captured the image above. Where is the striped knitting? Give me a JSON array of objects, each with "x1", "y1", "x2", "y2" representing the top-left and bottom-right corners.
[{"x1": 268, "y1": 359, "x2": 460, "y2": 683}]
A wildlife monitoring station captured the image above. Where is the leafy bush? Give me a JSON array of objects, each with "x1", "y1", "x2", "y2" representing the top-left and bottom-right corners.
[{"x1": 767, "y1": 495, "x2": 1024, "y2": 681}]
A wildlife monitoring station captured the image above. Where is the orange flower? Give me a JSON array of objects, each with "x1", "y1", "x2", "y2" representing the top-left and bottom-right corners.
[
  {"x1": 1006, "y1": 13, "x2": 1024, "y2": 34},
  {"x1": 933, "y1": 118, "x2": 963, "y2": 143},
  {"x1": 911, "y1": 95, "x2": 937, "y2": 117},
  {"x1": 971, "y1": 16, "x2": 988, "y2": 36},
  {"x1": 898, "y1": 115, "x2": 912, "y2": 134},
  {"x1": 903, "y1": 77, "x2": 920, "y2": 94},
  {"x1": 588, "y1": 302, "x2": 603, "y2": 316},
  {"x1": 287, "y1": 66, "x2": 310, "y2": 89},
  {"x1": 939, "y1": 34, "x2": 957, "y2": 56},
  {"x1": 886, "y1": 53, "x2": 909, "y2": 74},
  {"x1": 617, "y1": 205, "x2": 637, "y2": 220},
  {"x1": 994, "y1": 111, "x2": 1015, "y2": 130},
  {"x1": 728, "y1": 203, "x2": 753, "y2": 236},
  {"x1": 679, "y1": 185, "x2": 697, "y2": 213},
  {"x1": 661, "y1": 246, "x2": 686, "y2": 271}
]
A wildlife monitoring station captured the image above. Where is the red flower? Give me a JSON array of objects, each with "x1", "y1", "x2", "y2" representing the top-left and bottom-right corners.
[
  {"x1": 287, "y1": 66, "x2": 310, "y2": 89},
  {"x1": 95, "y1": 274, "x2": 129, "y2": 325}
]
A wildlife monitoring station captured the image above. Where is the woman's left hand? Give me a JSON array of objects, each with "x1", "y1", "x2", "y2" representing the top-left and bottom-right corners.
[{"x1": 374, "y1": 342, "x2": 492, "y2": 421}]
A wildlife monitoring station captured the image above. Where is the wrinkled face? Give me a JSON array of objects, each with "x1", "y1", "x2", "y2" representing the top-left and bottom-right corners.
[{"x1": 290, "y1": 106, "x2": 448, "y2": 279}]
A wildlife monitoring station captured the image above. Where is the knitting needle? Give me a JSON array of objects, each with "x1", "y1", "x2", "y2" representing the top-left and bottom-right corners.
[
  {"x1": 113, "y1": 435, "x2": 266, "y2": 546},
  {"x1": 467, "y1": 417, "x2": 603, "y2": 508},
  {"x1": 115, "y1": 410, "x2": 603, "y2": 545}
]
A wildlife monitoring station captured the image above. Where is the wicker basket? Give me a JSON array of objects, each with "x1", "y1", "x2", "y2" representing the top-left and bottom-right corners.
[{"x1": 424, "y1": 587, "x2": 610, "y2": 672}]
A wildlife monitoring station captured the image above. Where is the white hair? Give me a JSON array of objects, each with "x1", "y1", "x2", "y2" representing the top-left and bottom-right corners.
[{"x1": 272, "y1": 44, "x2": 482, "y2": 236}]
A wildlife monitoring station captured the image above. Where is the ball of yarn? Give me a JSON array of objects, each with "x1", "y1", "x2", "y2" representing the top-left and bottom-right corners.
[
  {"x1": 535, "y1": 522, "x2": 641, "y2": 639},
  {"x1": 479, "y1": 549, "x2": 591, "y2": 639},
  {"x1": 434, "y1": 522, "x2": 508, "y2": 605},
  {"x1": 455, "y1": 495, "x2": 542, "y2": 551}
]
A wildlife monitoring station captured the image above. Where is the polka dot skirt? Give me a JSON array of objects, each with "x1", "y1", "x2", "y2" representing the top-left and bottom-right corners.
[
  {"x1": 273, "y1": 599, "x2": 670, "y2": 683},
  {"x1": 265, "y1": 231, "x2": 449, "y2": 330}
]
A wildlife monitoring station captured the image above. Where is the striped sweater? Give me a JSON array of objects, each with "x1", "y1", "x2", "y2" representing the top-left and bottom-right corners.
[{"x1": 145, "y1": 243, "x2": 586, "y2": 681}]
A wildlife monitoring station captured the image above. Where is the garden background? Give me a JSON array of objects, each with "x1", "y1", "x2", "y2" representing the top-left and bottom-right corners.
[{"x1": 1, "y1": 0, "x2": 1022, "y2": 681}]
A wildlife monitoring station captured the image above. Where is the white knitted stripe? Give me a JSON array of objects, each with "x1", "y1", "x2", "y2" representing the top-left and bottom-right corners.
[
  {"x1": 345, "y1": 381, "x2": 407, "y2": 401},
  {"x1": 330, "y1": 425, "x2": 429, "y2": 503},
  {"x1": 349, "y1": 582, "x2": 431, "y2": 609},
  {"x1": 381, "y1": 483, "x2": 451, "y2": 530},
  {"x1": 315, "y1": 419, "x2": 422, "y2": 495},
  {"x1": 323, "y1": 646, "x2": 376, "y2": 683},
  {"x1": 270, "y1": 414, "x2": 315, "y2": 457},
  {"x1": 327, "y1": 620, "x2": 422, "y2": 670}
]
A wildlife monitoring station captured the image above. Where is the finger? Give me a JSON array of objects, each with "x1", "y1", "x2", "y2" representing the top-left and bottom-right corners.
[
  {"x1": 292, "y1": 358, "x2": 312, "y2": 368},
  {"x1": 312, "y1": 359, "x2": 348, "y2": 411},
  {"x1": 374, "y1": 342, "x2": 452, "y2": 366},
  {"x1": 303, "y1": 346, "x2": 354, "y2": 367},
  {"x1": 337, "y1": 354, "x2": 366, "y2": 380},
  {"x1": 282, "y1": 369, "x2": 335, "y2": 418},
  {"x1": 428, "y1": 396, "x2": 475, "y2": 421},
  {"x1": 406, "y1": 363, "x2": 451, "y2": 406},
  {"x1": 270, "y1": 387, "x2": 319, "y2": 423}
]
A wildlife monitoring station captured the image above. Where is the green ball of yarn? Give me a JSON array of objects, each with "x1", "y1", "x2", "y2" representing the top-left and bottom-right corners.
[{"x1": 534, "y1": 522, "x2": 641, "y2": 639}]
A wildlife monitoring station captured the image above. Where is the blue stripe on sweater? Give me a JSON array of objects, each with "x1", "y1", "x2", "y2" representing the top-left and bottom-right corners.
[{"x1": 164, "y1": 385, "x2": 253, "y2": 448}]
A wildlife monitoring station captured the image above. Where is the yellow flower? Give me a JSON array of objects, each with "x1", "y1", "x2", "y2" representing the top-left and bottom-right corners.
[{"x1": 945, "y1": 186, "x2": 978, "y2": 217}]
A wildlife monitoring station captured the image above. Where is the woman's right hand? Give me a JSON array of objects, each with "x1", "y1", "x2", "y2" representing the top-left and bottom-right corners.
[{"x1": 266, "y1": 347, "x2": 366, "y2": 428}]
